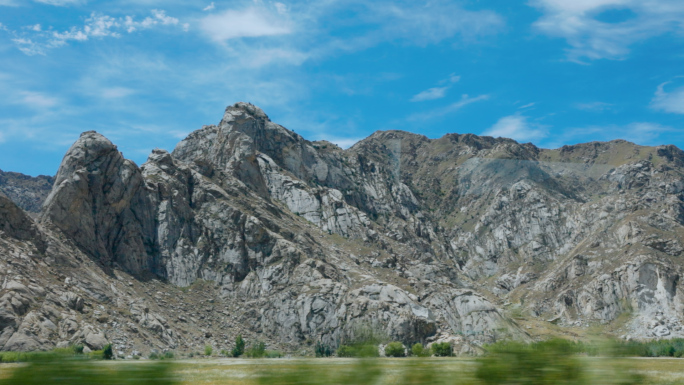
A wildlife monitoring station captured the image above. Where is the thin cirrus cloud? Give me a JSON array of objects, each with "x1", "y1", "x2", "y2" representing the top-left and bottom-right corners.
[
  {"x1": 483, "y1": 115, "x2": 547, "y2": 143},
  {"x1": 575, "y1": 101, "x2": 614, "y2": 111},
  {"x1": 200, "y1": 6, "x2": 291, "y2": 42},
  {"x1": 16, "y1": 91, "x2": 60, "y2": 108},
  {"x1": 411, "y1": 87, "x2": 449, "y2": 102},
  {"x1": 0, "y1": 0, "x2": 84, "y2": 5},
  {"x1": 365, "y1": 2, "x2": 504, "y2": 45},
  {"x1": 407, "y1": 94, "x2": 489, "y2": 121},
  {"x1": 651, "y1": 79, "x2": 684, "y2": 114},
  {"x1": 549, "y1": 122, "x2": 673, "y2": 148},
  {"x1": 9, "y1": 10, "x2": 187, "y2": 55},
  {"x1": 101, "y1": 87, "x2": 136, "y2": 99},
  {"x1": 411, "y1": 74, "x2": 461, "y2": 102},
  {"x1": 530, "y1": 0, "x2": 684, "y2": 61},
  {"x1": 33, "y1": 0, "x2": 83, "y2": 5}
]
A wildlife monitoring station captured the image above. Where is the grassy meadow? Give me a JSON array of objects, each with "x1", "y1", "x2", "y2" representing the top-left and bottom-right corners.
[{"x1": 1, "y1": 356, "x2": 684, "y2": 385}]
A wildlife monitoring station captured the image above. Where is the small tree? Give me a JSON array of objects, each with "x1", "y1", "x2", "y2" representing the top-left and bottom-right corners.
[
  {"x1": 315, "y1": 342, "x2": 333, "y2": 357},
  {"x1": 411, "y1": 343, "x2": 429, "y2": 357},
  {"x1": 246, "y1": 341, "x2": 266, "y2": 358},
  {"x1": 232, "y1": 335, "x2": 245, "y2": 357},
  {"x1": 103, "y1": 344, "x2": 114, "y2": 360},
  {"x1": 431, "y1": 342, "x2": 452, "y2": 357},
  {"x1": 384, "y1": 342, "x2": 405, "y2": 357},
  {"x1": 204, "y1": 345, "x2": 213, "y2": 356}
]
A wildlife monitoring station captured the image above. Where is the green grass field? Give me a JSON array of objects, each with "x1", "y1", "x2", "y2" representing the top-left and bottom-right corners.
[{"x1": 2, "y1": 357, "x2": 684, "y2": 385}]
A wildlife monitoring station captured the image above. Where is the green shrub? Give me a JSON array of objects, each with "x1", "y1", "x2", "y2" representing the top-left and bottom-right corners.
[
  {"x1": 220, "y1": 349, "x2": 231, "y2": 357},
  {"x1": 265, "y1": 350, "x2": 283, "y2": 358},
  {"x1": 384, "y1": 342, "x2": 405, "y2": 357},
  {"x1": 103, "y1": 344, "x2": 114, "y2": 360},
  {"x1": 204, "y1": 345, "x2": 213, "y2": 356},
  {"x1": 355, "y1": 345, "x2": 379, "y2": 358},
  {"x1": 245, "y1": 342, "x2": 266, "y2": 358},
  {"x1": 164, "y1": 351, "x2": 174, "y2": 359},
  {"x1": 188, "y1": 352, "x2": 195, "y2": 358},
  {"x1": 431, "y1": 342, "x2": 452, "y2": 357},
  {"x1": 315, "y1": 342, "x2": 333, "y2": 357},
  {"x1": 50, "y1": 348, "x2": 76, "y2": 356},
  {"x1": 72, "y1": 344, "x2": 84, "y2": 354},
  {"x1": 0, "y1": 352, "x2": 30, "y2": 363},
  {"x1": 336, "y1": 345, "x2": 356, "y2": 358},
  {"x1": 232, "y1": 335, "x2": 245, "y2": 358},
  {"x1": 335, "y1": 344, "x2": 378, "y2": 358},
  {"x1": 149, "y1": 352, "x2": 160, "y2": 360},
  {"x1": 411, "y1": 343, "x2": 429, "y2": 357}
]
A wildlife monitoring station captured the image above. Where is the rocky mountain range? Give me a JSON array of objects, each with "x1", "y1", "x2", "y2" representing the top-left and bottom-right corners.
[{"x1": 1, "y1": 102, "x2": 684, "y2": 356}]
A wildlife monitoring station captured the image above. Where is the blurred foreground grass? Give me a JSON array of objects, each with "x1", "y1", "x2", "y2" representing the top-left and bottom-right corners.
[{"x1": 2, "y1": 345, "x2": 684, "y2": 385}]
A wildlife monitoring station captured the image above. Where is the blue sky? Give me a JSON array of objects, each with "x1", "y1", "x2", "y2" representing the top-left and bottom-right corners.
[{"x1": 1, "y1": 0, "x2": 684, "y2": 176}]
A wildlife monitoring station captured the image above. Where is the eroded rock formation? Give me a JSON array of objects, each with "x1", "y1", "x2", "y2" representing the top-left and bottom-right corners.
[{"x1": 2, "y1": 102, "x2": 684, "y2": 355}]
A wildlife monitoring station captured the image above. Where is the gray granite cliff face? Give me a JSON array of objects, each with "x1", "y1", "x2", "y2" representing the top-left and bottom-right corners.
[
  {"x1": 2, "y1": 102, "x2": 684, "y2": 354},
  {"x1": 0, "y1": 170, "x2": 54, "y2": 214},
  {"x1": 40, "y1": 131, "x2": 159, "y2": 277}
]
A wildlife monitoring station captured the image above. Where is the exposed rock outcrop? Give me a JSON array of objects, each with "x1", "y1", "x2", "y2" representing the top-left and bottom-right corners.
[
  {"x1": 0, "y1": 170, "x2": 54, "y2": 214},
  {"x1": 3, "y1": 102, "x2": 684, "y2": 355},
  {"x1": 41, "y1": 131, "x2": 158, "y2": 277}
]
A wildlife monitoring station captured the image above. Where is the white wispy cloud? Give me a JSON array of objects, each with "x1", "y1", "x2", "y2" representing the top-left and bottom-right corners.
[
  {"x1": 411, "y1": 87, "x2": 449, "y2": 102},
  {"x1": 12, "y1": 38, "x2": 45, "y2": 56},
  {"x1": 200, "y1": 6, "x2": 291, "y2": 42},
  {"x1": 17, "y1": 91, "x2": 59, "y2": 108},
  {"x1": 274, "y1": 2, "x2": 287, "y2": 15},
  {"x1": 203, "y1": 2, "x2": 215, "y2": 11},
  {"x1": 101, "y1": 87, "x2": 136, "y2": 99},
  {"x1": 411, "y1": 73, "x2": 460, "y2": 102},
  {"x1": 530, "y1": 0, "x2": 684, "y2": 62},
  {"x1": 407, "y1": 94, "x2": 489, "y2": 121},
  {"x1": 484, "y1": 115, "x2": 548, "y2": 143},
  {"x1": 125, "y1": 10, "x2": 179, "y2": 32},
  {"x1": 34, "y1": 0, "x2": 83, "y2": 6},
  {"x1": 575, "y1": 101, "x2": 614, "y2": 111},
  {"x1": 9, "y1": 10, "x2": 185, "y2": 55},
  {"x1": 547, "y1": 121, "x2": 673, "y2": 148},
  {"x1": 651, "y1": 79, "x2": 684, "y2": 114},
  {"x1": 366, "y1": 2, "x2": 504, "y2": 46},
  {"x1": 0, "y1": 0, "x2": 19, "y2": 6}
]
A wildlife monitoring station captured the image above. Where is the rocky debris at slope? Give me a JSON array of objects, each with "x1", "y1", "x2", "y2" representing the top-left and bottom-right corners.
[{"x1": 0, "y1": 170, "x2": 54, "y2": 214}]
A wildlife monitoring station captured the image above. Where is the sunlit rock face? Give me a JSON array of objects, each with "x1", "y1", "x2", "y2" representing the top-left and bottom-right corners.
[{"x1": 3, "y1": 102, "x2": 684, "y2": 354}]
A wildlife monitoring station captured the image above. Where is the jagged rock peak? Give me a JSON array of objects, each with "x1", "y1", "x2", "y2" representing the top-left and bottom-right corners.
[
  {"x1": 223, "y1": 102, "x2": 270, "y2": 123},
  {"x1": 51, "y1": 131, "x2": 120, "y2": 185},
  {"x1": 41, "y1": 130, "x2": 158, "y2": 277},
  {"x1": 146, "y1": 148, "x2": 175, "y2": 168}
]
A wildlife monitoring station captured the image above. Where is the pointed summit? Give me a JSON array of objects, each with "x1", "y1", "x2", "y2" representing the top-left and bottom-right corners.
[{"x1": 41, "y1": 131, "x2": 158, "y2": 276}]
